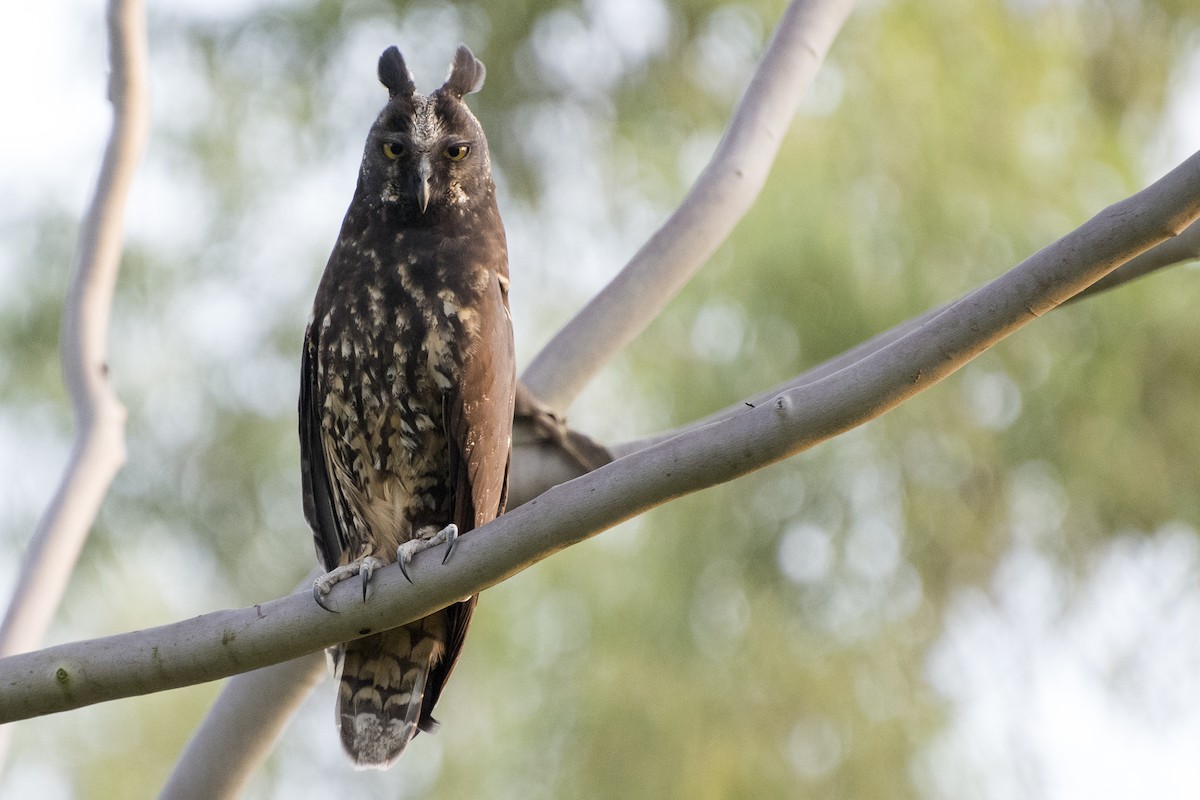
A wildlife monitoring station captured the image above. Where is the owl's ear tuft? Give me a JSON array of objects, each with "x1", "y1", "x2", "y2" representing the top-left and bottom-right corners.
[
  {"x1": 442, "y1": 44, "x2": 486, "y2": 99},
  {"x1": 378, "y1": 46, "x2": 416, "y2": 99}
]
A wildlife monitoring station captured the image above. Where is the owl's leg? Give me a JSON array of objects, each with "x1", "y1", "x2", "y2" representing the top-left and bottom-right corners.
[
  {"x1": 397, "y1": 523, "x2": 459, "y2": 584},
  {"x1": 313, "y1": 556, "x2": 387, "y2": 611}
]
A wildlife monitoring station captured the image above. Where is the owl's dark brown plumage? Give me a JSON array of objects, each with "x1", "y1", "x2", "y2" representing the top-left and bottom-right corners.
[{"x1": 299, "y1": 44, "x2": 514, "y2": 769}]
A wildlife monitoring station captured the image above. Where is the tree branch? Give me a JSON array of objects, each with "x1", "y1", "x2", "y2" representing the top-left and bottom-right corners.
[
  {"x1": 0, "y1": 0, "x2": 147, "y2": 767},
  {"x1": 160, "y1": 660, "x2": 326, "y2": 800},
  {"x1": 520, "y1": 0, "x2": 856, "y2": 413},
  {"x1": 4, "y1": 147, "x2": 1197, "y2": 725},
  {"x1": 1067, "y1": 214, "x2": 1200, "y2": 301},
  {"x1": 158, "y1": 600, "x2": 326, "y2": 800},
  {"x1": 613, "y1": 199, "x2": 1200, "y2": 458}
]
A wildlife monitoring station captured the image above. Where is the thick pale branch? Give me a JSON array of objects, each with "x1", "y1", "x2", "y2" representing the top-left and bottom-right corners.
[
  {"x1": 520, "y1": 0, "x2": 855, "y2": 413},
  {"x1": 4, "y1": 148, "x2": 1197, "y2": 725}
]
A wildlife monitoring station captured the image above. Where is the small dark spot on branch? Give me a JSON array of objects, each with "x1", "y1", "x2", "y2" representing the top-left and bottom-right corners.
[
  {"x1": 358, "y1": 628, "x2": 372, "y2": 636},
  {"x1": 55, "y1": 667, "x2": 74, "y2": 699}
]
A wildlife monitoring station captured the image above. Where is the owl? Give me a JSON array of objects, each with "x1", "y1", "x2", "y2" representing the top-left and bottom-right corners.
[{"x1": 299, "y1": 44, "x2": 515, "y2": 768}]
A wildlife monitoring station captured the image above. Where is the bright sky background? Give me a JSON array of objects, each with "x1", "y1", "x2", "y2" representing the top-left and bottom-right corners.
[{"x1": 2, "y1": 2, "x2": 1200, "y2": 799}]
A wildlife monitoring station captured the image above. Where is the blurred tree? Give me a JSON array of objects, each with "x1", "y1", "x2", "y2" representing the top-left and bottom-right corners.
[{"x1": 1, "y1": 1, "x2": 1198, "y2": 798}]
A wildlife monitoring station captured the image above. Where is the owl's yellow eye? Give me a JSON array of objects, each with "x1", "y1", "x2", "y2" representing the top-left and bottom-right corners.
[
  {"x1": 444, "y1": 143, "x2": 470, "y2": 161},
  {"x1": 381, "y1": 141, "x2": 403, "y2": 160}
]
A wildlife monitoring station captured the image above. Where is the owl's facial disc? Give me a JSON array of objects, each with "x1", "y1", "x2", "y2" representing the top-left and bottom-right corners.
[{"x1": 372, "y1": 89, "x2": 485, "y2": 213}]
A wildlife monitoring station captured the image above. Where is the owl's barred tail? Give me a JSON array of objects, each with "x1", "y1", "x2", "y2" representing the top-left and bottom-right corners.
[{"x1": 334, "y1": 624, "x2": 444, "y2": 769}]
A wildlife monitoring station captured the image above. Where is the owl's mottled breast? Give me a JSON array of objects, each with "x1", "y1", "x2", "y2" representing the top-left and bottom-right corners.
[{"x1": 311, "y1": 206, "x2": 502, "y2": 558}]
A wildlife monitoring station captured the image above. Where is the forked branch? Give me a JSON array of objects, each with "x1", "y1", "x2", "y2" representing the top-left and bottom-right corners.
[{"x1": 521, "y1": 0, "x2": 857, "y2": 413}]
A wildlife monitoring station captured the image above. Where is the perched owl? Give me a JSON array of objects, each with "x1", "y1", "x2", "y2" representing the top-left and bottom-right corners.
[{"x1": 299, "y1": 44, "x2": 515, "y2": 769}]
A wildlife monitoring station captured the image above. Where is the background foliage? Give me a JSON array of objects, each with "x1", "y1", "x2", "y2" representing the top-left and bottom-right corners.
[{"x1": 2, "y1": 0, "x2": 1199, "y2": 797}]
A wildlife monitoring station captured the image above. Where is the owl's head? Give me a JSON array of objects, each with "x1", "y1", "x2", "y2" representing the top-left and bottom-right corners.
[{"x1": 361, "y1": 45, "x2": 493, "y2": 218}]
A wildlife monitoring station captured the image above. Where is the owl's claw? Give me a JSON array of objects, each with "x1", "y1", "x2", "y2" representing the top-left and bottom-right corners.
[
  {"x1": 397, "y1": 523, "x2": 459, "y2": 584},
  {"x1": 442, "y1": 524, "x2": 459, "y2": 564},
  {"x1": 360, "y1": 559, "x2": 377, "y2": 602},
  {"x1": 312, "y1": 556, "x2": 386, "y2": 612},
  {"x1": 312, "y1": 582, "x2": 334, "y2": 612}
]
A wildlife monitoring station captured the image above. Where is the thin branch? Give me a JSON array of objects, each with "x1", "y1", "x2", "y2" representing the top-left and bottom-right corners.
[
  {"x1": 1068, "y1": 214, "x2": 1200, "y2": 301},
  {"x1": 612, "y1": 200, "x2": 1200, "y2": 459},
  {"x1": 611, "y1": 305, "x2": 938, "y2": 457},
  {"x1": 0, "y1": 0, "x2": 147, "y2": 766},
  {"x1": 4, "y1": 147, "x2": 1197, "y2": 724},
  {"x1": 520, "y1": 0, "x2": 856, "y2": 413}
]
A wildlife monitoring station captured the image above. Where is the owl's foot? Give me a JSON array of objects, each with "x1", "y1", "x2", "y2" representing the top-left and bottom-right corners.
[
  {"x1": 312, "y1": 556, "x2": 387, "y2": 611},
  {"x1": 397, "y1": 524, "x2": 459, "y2": 584}
]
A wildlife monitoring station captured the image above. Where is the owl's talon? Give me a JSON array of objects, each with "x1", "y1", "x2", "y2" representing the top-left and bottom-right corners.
[
  {"x1": 441, "y1": 524, "x2": 459, "y2": 564},
  {"x1": 360, "y1": 560, "x2": 375, "y2": 601},
  {"x1": 397, "y1": 523, "x2": 458, "y2": 581},
  {"x1": 313, "y1": 582, "x2": 336, "y2": 612},
  {"x1": 312, "y1": 557, "x2": 386, "y2": 611}
]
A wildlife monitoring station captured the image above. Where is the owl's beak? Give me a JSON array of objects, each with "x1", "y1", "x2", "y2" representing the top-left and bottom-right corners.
[{"x1": 417, "y1": 155, "x2": 433, "y2": 214}]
